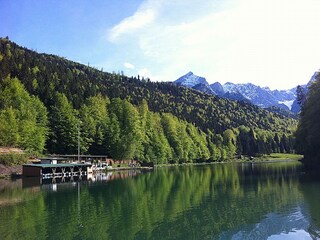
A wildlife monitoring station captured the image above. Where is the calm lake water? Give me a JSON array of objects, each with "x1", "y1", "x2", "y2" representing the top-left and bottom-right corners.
[{"x1": 0, "y1": 161, "x2": 319, "y2": 239}]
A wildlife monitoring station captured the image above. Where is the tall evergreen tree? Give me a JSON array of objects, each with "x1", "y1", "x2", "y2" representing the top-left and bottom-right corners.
[
  {"x1": 47, "y1": 93, "x2": 79, "y2": 154},
  {"x1": 79, "y1": 94, "x2": 110, "y2": 154},
  {"x1": 108, "y1": 99, "x2": 142, "y2": 160},
  {"x1": 295, "y1": 74, "x2": 320, "y2": 165},
  {"x1": 161, "y1": 114, "x2": 183, "y2": 163}
]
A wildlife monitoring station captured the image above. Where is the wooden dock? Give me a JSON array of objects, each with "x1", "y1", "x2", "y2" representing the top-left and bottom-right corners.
[{"x1": 23, "y1": 163, "x2": 92, "y2": 178}]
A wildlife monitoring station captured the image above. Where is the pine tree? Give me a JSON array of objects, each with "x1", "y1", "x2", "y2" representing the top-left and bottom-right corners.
[
  {"x1": 47, "y1": 93, "x2": 78, "y2": 154},
  {"x1": 295, "y1": 74, "x2": 320, "y2": 164}
]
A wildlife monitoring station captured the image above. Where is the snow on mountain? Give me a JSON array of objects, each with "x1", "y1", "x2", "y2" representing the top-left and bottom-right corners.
[
  {"x1": 219, "y1": 82, "x2": 296, "y2": 109},
  {"x1": 192, "y1": 83, "x2": 215, "y2": 95},
  {"x1": 278, "y1": 100, "x2": 295, "y2": 110},
  {"x1": 225, "y1": 83, "x2": 298, "y2": 110},
  {"x1": 271, "y1": 89, "x2": 296, "y2": 101},
  {"x1": 223, "y1": 91, "x2": 249, "y2": 102},
  {"x1": 222, "y1": 82, "x2": 238, "y2": 93},
  {"x1": 210, "y1": 82, "x2": 225, "y2": 96},
  {"x1": 223, "y1": 83, "x2": 273, "y2": 102},
  {"x1": 173, "y1": 71, "x2": 313, "y2": 114},
  {"x1": 174, "y1": 71, "x2": 208, "y2": 88}
]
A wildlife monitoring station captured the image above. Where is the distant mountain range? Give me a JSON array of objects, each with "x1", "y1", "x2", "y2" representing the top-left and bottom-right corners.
[{"x1": 174, "y1": 71, "x2": 316, "y2": 114}]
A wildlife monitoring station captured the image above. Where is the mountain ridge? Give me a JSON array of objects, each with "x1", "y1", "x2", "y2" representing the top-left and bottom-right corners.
[
  {"x1": 0, "y1": 38, "x2": 297, "y2": 133},
  {"x1": 0, "y1": 37, "x2": 297, "y2": 158},
  {"x1": 174, "y1": 72, "x2": 301, "y2": 112}
]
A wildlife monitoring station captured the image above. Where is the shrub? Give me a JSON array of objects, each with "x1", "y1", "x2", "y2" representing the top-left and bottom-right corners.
[{"x1": 0, "y1": 153, "x2": 29, "y2": 165}]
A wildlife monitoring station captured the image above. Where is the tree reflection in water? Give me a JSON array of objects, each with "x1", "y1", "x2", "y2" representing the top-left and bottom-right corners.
[{"x1": 0, "y1": 162, "x2": 319, "y2": 239}]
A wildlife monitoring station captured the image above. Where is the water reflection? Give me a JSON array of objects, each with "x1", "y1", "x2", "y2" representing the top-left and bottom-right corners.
[
  {"x1": 0, "y1": 170, "x2": 146, "y2": 206},
  {"x1": 299, "y1": 170, "x2": 320, "y2": 238},
  {"x1": 217, "y1": 205, "x2": 311, "y2": 239},
  {"x1": 0, "y1": 162, "x2": 319, "y2": 239}
]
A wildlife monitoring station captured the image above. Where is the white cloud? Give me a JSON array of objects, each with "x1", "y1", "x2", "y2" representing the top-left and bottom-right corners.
[
  {"x1": 124, "y1": 62, "x2": 135, "y2": 69},
  {"x1": 108, "y1": 0, "x2": 163, "y2": 42},
  {"x1": 107, "y1": 0, "x2": 320, "y2": 89},
  {"x1": 138, "y1": 68, "x2": 150, "y2": 77},
  {"x1": 138, "y1": 67, "x2": 160, "y2": 81}
]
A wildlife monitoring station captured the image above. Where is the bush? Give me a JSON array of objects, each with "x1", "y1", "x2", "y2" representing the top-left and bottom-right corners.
[{"x1": 0, "y1": 153, "x2": 29, "y2": 165}]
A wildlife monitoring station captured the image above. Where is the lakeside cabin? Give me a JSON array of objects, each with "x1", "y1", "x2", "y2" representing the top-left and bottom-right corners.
[
  {"x1": 23, "y1": 157, "x2": 92, "y2": 178},
  {"x1": 46, "y1": 155, "x2": 141, "y2": 167},
  {"x1": 23, "y1": 163, "x2": 92, "y2": 178},
  {"x1": 22, "y1": 155, "x2": 153, "y2": 178},
  {"x1": 44, "y1": 155, "x2": 144, "y2": 169}
]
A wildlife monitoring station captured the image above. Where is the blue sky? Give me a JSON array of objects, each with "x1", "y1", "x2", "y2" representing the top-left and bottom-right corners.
[{"x1": 2, "y1": 0, "x2": 320, "y2": 89}]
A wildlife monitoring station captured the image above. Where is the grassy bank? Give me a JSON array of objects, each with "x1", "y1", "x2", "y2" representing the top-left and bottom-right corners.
[
  {"x1": 155, "y1": 153, "x2": 303, "y2": 167},
  {"x1": 244, "y1": 153, "x2": 303, "y2": 162},
  {"x1": 0, "y1": 153, "x2": 29, "y2": 166},
  {"x1": 0, "y1": 148, "x2": 29, "y2": 178}
]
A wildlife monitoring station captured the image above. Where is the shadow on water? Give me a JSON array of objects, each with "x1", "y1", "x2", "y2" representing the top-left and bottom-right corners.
[
  {"x1": 299, "y1": 169, "x2": 320, "y2": 238},
  {"x1": 0, "y1": 162, "x2": 319, "y2": 239}
]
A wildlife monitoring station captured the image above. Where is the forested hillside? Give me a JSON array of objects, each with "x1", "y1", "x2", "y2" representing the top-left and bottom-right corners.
[
  {"x1": 295, "y1": 72, "x2": 320, "y2": 167},
  {"x1": 0, "y1": 37, "x2": 297, "y2": 162}
]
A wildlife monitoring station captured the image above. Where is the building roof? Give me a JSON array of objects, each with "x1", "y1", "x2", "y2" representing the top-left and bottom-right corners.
[
  {"x1": 39, "y1": 157, "x2": 68, "y2": 161},
  {"x1": 23, "y1": 163, "x2": 92, "y2": 168},
  {"x1": 47, "y1": 155, "x2": 109, "y2": 158}
]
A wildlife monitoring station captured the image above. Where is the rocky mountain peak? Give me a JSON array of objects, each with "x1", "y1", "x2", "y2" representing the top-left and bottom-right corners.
[
  {"x1": 174, "y1": 71, "x2": 209, "y2": 88},
  {"x1": 173, "y1": 72, "x2": 303, "y2": 113}
]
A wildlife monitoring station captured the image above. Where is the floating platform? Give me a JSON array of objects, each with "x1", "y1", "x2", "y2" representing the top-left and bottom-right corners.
[{"x1": 23, "y1": 163, "x2": 92, "y2": 178}]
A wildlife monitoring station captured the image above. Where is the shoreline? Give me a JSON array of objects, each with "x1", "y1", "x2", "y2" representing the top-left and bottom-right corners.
[
  {"x1": 155, "y1": 159, "x2": 301, "y2": 168},
  {"x1": 0, "y1": 153, "x2": 303, "y2": 179},
  {"x1": 105, "y1": 166, "x2": 154, "y2": 171},
  {"x1": 0, "y1": 164, "x2": 22, "y2": 179}
]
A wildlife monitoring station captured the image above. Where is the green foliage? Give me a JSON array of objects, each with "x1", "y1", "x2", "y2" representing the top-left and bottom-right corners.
[
  {"x1": 0, "y1": 108, "x2": 19, "y2": 146},
  {"x1": 0, "y1": 76, "x2": 48, "y2": 153},
  {"x1": 0, "y1": 162, "x2": 305, "y2": 239},
  {"x1": 144, "y1": 112, "x2": 172, "y2": 163},
  {"x1": 0, "y1": 38, "x2": 297, "y2": 160},
  {"x1": 295, "y1": 73, "x2": 320, "y2": 165},
  {"x1": 223, "y1": 129, "x2": 237, "y2": 159},
  {"x1": 79, "y1": 94, "x2": 110, "y2": 154},
  {"x1": 47, "y1": 93, "x2": 79, "y2": 154},
  {"x1": 107, "y1": 98, "x2": 142, "y2": 160},
  {"x1": 0, "y1": 38, "x2": 296, "y2": 134},
  {"x1": 0, "y1": 153, "x2": 28, "y2": 165}
]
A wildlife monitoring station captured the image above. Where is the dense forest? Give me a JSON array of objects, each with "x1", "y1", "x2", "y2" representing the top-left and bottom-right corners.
[
  {"x1": 0, "y1": 37, "x2": 297, "y2": 162},
  {"x1": 295, "y1": 72, "x2": 320, "y2": 167}
]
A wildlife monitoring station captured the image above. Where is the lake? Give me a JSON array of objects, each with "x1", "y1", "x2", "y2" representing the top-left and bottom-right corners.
[{"x1": 0, "y1": 161, "x2": 319, "y2": 239}]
